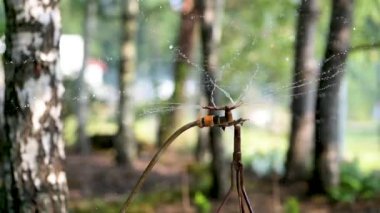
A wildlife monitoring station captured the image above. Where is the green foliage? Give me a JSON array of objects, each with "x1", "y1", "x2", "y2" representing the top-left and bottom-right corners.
[
  {"x1": 61, "y1": 0, "x2": 84, "y2": 34},
  {"x1": 0, "y1": 2, "x2": 5, "y2": 35},
  {"x1": 136, "y1": 190, "x2": 182, "y2": 204},
  {"x1": 284, "y1": 197, "x2": 300, "y2": 213},
  {"x1": 220, "y1": 0, "x2": 297, "y2": 100},
  {"x1": 194, "y1": 191, "x2": 211, "y2": 213},
  {"x1": 347, "y1": 53, "x2": 379, "y2": 120},
  {"x1": 328, "y1": 161, "x2": 380, "y2": 202},
  {"x1": 85, "y1": 101, "x2": 117, "y2": 136},
  {"x1": 62, "y1": 98, "x2": 117, "y2": 147},
  {"x1": 188, "y1": 163, "x2": 212, "y2": 195},
  {"x1": 352, "y1": 0, "x2": 380, "y2": 45},
  {"x1": 63, "y1": 115, "x2": 78, "y2": 146},
  {"x1": 71, "y1": 199, "x2": 126, "y2": 213}
]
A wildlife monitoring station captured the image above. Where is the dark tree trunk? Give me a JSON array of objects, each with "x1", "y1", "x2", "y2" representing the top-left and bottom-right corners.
[
  {"x1": 198, "y1": 0, "x2": 228, "y2": 199},
  {"x1": 157, "y1": 0, "x2": 197, "y2": 146},
  {"x1": 76, "y1": 0, "x2": 97, "y2": 155},
  {"x1": 195, "y1": 95, "x2": 209, "y2": 162},
  {"x1": 0, "y1": 56, "x2": 5, "y2": 210},
  {"x1": 284, "y1": 0, "x2": 319, "y2": 182},
  {"x1": 311, "y1": 0, "x2": 353, "y2": 194},
  {"x1": 116, "y1": 0, "x2": 139, "y2": 166},
  {"x1": 1, "y1": 0, "x2": 69, "y2": 212}
]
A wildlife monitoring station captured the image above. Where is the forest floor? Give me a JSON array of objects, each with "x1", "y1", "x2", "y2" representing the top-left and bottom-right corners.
[{"x1": 66, "y1": 148, "x2": 380, "y2": 213}]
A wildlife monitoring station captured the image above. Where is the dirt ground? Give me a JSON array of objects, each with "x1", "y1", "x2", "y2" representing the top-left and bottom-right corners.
[{"x1": 66, "y1": 149, "x2": 380, "y2": 213}]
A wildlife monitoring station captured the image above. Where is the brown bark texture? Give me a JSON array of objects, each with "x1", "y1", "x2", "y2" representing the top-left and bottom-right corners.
[
  {"x1": 116, "y1": 0, "x2": 139, "y2": 165},
  {"x1": 311, "y1": 0, "x2": 353, "y2": 194},
  {"x1": 1, "y1": 0, "x2": 69, "y2": 212},
  {"x1": 157, "y1": 0, "x2": 197, "y2": 146},
  {"x1": 284, "y1": 0, "x2": 319, "y2": 182},
  {"x1": 76, "y1": 0, "x2": 97, "y2": 155},
  {"x1": 198, "y1": 0, "x2": 228, "y2": 199}
]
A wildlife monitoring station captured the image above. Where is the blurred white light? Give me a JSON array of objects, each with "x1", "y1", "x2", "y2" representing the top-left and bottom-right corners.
[
  {"x1": 84, "y1": 63, "x2": 104, "y2": 88},
  {"x1": 158, "y1": 80, "x2": 174, "y2": 100},
  {"x1": 170, "y1": 0, "x2": 182, "y2": 11},
  {"x1": 185, "y1": 79, "x2": 197, "y2": 96},
  {"x1": 0, "y1": 36, "x2": 5, "y2": 54},
  {"x1": 249, "y1": 109, "x2": 271, "y2": 128},
  {"x1": 59, "y1": 35, "x2": 84, "y2": 77}
]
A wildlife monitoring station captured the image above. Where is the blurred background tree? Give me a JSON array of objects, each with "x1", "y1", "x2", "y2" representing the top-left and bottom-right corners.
[
  {"x1": 198, "y1": 0, "x2": 228, "y2": 199},
  {"x1": 76, "y1": 0, "x2": 97, "y2": 154},
  {"x1": 311, "y1": 0, "x2": 354, "y2": 194},
  {"x1": 115, "y1": 0, "x2": 139, "y2": 166},
  {"x1": 156, "y1": 0, "x2": 198, "y2": 147},
  {"x1": 284, "y1": 0, "x2": 319, "y2": 182}
]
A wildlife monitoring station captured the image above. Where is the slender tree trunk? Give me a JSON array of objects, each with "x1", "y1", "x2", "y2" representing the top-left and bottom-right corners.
[
  {"x1": 195, "y1": 95, "x2": 209, "y2": 162},
  {"x1": 157, "y1": 0, "x2": 197, "y2": 146},
  {"x1": 311, "y1": 0, "x2": 353, "y2": 194},
  {"x1": 0, "y1": 56, "x2": 5, "y2": 210},
  {"x1": 198, "y1": 0, "x2": 228, "y2": 199},
  {"x1": 116, "y1": 0, "x2": 139, "y2": 166},
  {"x1": 377, "y1": 64, "x2": 380, "y2": 144},
  {"x1": 1, "y1": 0, "x2": 69, "y2": 212},
  {"x1": 284, "y1": 0, "x2": 319, "y2": 182},
  {"x1": 77, "y1": 0, "x2": 97, "y2": 155}
]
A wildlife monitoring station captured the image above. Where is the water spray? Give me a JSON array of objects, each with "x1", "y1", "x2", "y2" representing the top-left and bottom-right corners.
[{"x1": 120, "y1": 103, "x2": 254, "y2": 212}]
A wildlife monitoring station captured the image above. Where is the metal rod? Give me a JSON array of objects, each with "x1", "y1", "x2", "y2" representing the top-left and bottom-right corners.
[
  {"x1": 216, "y1": 163, "x2": 235, "y2": 213},
  {"x1": 235, "y1": 124, "x2": 254, "y2": 213},
  {"x1": 121, "y1": 103, "x2": 253, "y2": 212},
  {"x1": 120, "y1": 121, "x2": 198, "y2": 212},
  {"x1": 239, "y1": 166, "x2": 254, "y2": 212}
]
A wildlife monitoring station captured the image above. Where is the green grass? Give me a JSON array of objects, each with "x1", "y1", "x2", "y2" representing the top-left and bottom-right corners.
[
  {"x1": 70, "y1": 199, "x2": 123, "y2": 213},
  {"x1": 345, "y1": 122, "x2": 380, "y2": 172},
  {"x1": 223, "y1": 121, "x2": 380, "y2": 173},
  {"x1": 63, "y1": 102, "x2": 118, "y2": 146},
  {"x1": 150, "y1": 118, "x2": 377, "y2": 174}
]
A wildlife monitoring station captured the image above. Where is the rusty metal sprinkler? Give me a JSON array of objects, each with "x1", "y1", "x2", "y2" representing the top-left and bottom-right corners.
[{"x1": 121, "y1": 103, "x2": 254, "y2": 212}]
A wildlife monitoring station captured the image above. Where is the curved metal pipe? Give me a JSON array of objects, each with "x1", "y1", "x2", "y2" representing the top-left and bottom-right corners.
[{"x1": 120, "y1": 121, "x2": 198, "y2": 212}]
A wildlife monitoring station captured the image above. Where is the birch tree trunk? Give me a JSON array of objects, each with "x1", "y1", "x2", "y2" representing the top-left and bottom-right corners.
[
  {"x1": 198, "y1": 0, "x2": 228, "y2": 199},
  {"x1": 311, "y1": 0, "x2": 353, "y2": 194},
  {"x1": 1, "y1": 0, "x2": 69, "y2": 212},
  {"x1": 116, "y1": 0, "x2": 139, "y2": 165},
  {"x1": 284, "y1": 0, "x2": 319, "y2": 182}
]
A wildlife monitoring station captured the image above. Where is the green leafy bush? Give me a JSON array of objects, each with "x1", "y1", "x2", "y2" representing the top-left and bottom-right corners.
[
  {"x1": 329, "y1": 160, "x2": 380, "y2": 202},
  {"x1": 188, "y1": 163, "x2": 212, "y2": 195},
  {"x1": 194, "y1": 191, "x2": 211, "y2": 213},
  {"x1": 284, "y1": 197, "x2": 300, "y2": 213}
]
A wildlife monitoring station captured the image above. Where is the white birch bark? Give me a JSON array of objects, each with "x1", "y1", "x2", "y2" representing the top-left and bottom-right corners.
[{"x1": 2, "y1": 0, "x2": 69, "y2": 212}]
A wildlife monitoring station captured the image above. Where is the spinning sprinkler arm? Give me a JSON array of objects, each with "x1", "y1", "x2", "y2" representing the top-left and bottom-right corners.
[{"x1": 120, "y1": 103, "x2": 252, "y2": 213}]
